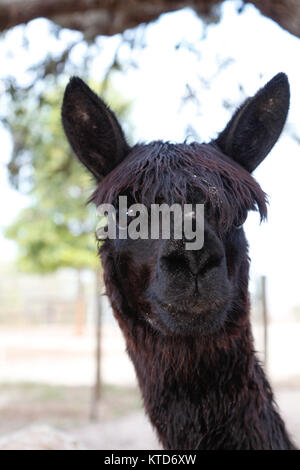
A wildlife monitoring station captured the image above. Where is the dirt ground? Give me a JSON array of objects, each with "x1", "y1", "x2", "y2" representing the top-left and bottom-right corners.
[{"x1": 0, "y1": 382, "x2": 159, "y2": 449}]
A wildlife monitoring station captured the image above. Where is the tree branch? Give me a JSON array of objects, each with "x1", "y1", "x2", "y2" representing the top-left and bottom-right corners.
[
  {"x1": 0, "y1": 0, "x2": 219, "y2": 37},
  {"x1": 0, "y1": 0, "x2": 300, "y2": 38}
]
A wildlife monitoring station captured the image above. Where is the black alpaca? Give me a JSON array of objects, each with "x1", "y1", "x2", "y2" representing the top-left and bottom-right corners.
[{"x1": 62, "y1": 73, "x2": 295, "y2": 450}]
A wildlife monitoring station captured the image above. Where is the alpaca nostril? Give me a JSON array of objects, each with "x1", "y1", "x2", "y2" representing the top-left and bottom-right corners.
[
  {"x1": 160, "y1": 254, "x2": 189, "y2": 273},
  {"x1": 160, "y1": 251, "x2": 223, "y2": 277},
  {"x1": 197, "y1": 253, "x2": 223, "y2": 277}
]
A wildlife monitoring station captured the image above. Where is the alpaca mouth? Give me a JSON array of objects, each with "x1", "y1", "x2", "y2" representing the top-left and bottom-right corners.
[
  {"x1": 160, "y1": 301, "x2": 204, "y2": 316},
  {"x1": 149, "y1": 293, "x2": 231, "y2": 336},
  {"x1": 155, "y1": 298, "x2": 221, "y2": 326}
]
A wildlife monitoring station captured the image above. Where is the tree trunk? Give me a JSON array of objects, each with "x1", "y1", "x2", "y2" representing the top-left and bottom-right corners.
[{"x1": 1, "y1": 0, "x2": 300, "y2": 38}]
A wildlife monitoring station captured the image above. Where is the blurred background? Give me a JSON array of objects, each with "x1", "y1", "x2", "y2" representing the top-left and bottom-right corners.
[{"x1": 0, "y1": 0, "x2": 300, "y2": 450}]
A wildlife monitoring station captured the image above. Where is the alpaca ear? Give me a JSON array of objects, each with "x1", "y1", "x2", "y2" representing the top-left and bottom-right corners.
[
  {"x1": 62, "y1": 77, "x2": 130, "y2": 180},
  {"x1": 215, "y1": 73, "x2": 290, "y2": 172}
]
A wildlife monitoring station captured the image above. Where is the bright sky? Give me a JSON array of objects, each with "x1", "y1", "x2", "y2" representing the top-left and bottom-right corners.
[{"x1": 0, "y1": 0, "x2": 300, "y2": 318}]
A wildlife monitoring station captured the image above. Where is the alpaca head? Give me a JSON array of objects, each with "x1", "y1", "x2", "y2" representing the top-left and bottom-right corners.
[{"x1": 62, "y1": 73, "x2": 289, "y2": 336}]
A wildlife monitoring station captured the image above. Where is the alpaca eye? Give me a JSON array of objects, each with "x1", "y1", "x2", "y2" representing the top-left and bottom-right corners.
[
  {"x1": 234, "y1": 212, "x2": 247, "y2": 230},
  {"x1": 114, "y1": 208, "x2": 137, "y2": 229},
  {"x1": 126, "y1": 208, "x2": 136, "y2": 218}
]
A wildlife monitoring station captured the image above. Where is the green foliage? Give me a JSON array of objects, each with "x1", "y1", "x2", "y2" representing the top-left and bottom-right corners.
[
  {"x1": 5, "y1": 81, "x2": 132, "y2": 272},
  {"x1": 6, "y1": 206, "x2": 98, "y2": 272}
]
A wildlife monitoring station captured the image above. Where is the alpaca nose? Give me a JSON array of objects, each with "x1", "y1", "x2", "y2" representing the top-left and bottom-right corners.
[{"x1": 160, "y1": 240, "x2": 223, "y2": 278}]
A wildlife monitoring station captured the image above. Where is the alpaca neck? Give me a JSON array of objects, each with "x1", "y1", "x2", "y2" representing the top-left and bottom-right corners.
[
  {"x1": 125, "y1": 307, "x2": 253, "y2": 449},
  {"x1": 120, "y1": 305, "x2": 294, "y2": 450}
]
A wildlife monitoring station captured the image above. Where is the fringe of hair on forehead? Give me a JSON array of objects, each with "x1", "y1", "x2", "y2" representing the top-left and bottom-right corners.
[{"x1": 91, "y1": 141, "x2": 268, "y2": 231}]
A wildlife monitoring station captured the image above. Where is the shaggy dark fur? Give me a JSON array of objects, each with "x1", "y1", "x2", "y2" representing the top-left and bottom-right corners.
[
  {"x1": 62, "y1": 72, "x2": 296, "y2": 450},
  {"x1": 92, "y1": 142, "x2": 268, "y2": 230}
]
